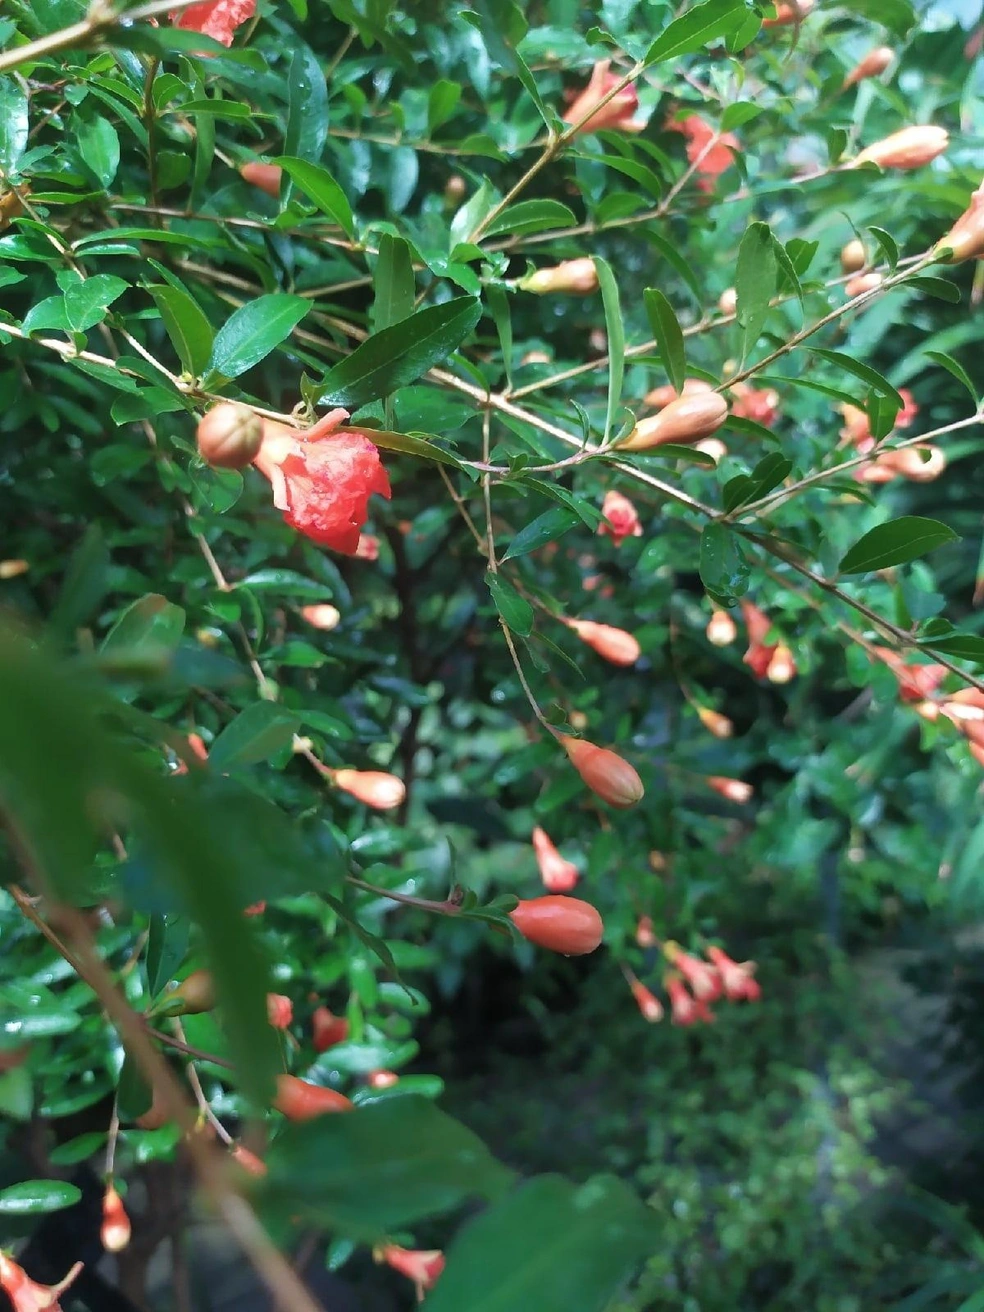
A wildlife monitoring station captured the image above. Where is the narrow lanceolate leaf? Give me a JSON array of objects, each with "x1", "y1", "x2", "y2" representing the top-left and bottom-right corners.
[
  {"x1": 424, "y1": 1174, "x2": 657, "y2": 1312},
  {"x1": 925, "y1": 350, "x2": 979, "y2": 406},
  {"x1": 643, "y1": 288, "x2": 686, "y2": 394},
  {"x1": 318, "y1": 298, "x2": 481, "y2": 411},
  {"x1": 839, "y1": 516, "x2": 959, "y2": 575},
  {"x1": 502, "y1": 507, "x2": 581, "y2": 561},
  {"x1": 148, "y1": 283, "x2": 214, "y2": 377},
  {"x1": 275, "y1": 156, "x2": 356, "y2": 239},
  {"x1": 372, "y1": 234, "x2": 415, "y2": 332},
  {"x1": 645, "y1": 0, "x2": 747, "y2": 65},
  {"x1": 812, "y1": 349, "x2": 903, "y2": 407},
  {"x1": 594, "y1": 256, "x2": 624, "y2": 444},
  {"x1": 205, "y1": 294, "x2": 310, "y2": 382},
  {"x1": 486, "y1": 572, "x2": 534, "y2": 636},
  {"x1": 735, "y1": 222, "x2": 776, "y2": 361}
]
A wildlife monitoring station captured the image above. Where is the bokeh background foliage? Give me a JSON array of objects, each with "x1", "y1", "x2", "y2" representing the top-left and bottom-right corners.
[{"x1": 2, "y1": 0, "x2": 984, "y2": 1307}]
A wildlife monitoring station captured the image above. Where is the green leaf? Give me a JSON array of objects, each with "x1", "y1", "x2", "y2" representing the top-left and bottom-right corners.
[
  {"x1": 424, "y1": 1174, "x2": 656, "y2": 1312},
  {"x1": 263, "y1": 1096, "x2": 511, "y2": 1241},
  {"x1": 146, "y1": 913, "x2": 191, "y2": 997},
  {"x1": 486, "y1": 572, "x2": 534, "y2": 636},
  {"x1": 770, "y1": 236, "x2": 803, "y2": 304},
  {"x1": 839, "y1": 516, "x2": 959, "y2": 575},
  {"x1": 812, "y1": 349, "x2": 903, "y2": 407},
  {"x1": 921, "y1": 635, "x2": 984, "y2": 663},
  {"x1": 867, "y1": 225, "x2": 899, "y2": 271},
  {"x1": 205, "y1": 294, "x2": 310, "y2": 382},
  {"x1": 594, "y1": 256, "x2": 623, "y2": 444},
  {"x1": 485, "y1": 200, "x2": 577, "y2": 239},
  {"x1": 908, "y1": 276, "x2": 961, "y2": 304},
  {"x1": 645, "y1": 0, "x2": 746, "y2": 64},
  {"x1": 101, "y1": 594, "x2": 186, "y2": 656},
  {"x1": 722, "y1": 453, "x2": 792, "y2": 513},
  {"x1": 364, "y1": 428, "x2": 463, "y2": 469},
  {"x1": 64, "y1": 274, "x2": 129, "y2": 333},
  {"x1": 735, "y1": 222, "x2": 776, "y2": 361},
  {"x1": 77, "y1": 116, "x2": 120, "y2": 188},
  {"x1": 275, "y1": 156, "x2": 356, "y2": 239},
  {"x1": 0, "y1": 81, "x2": 29, "y2": 175},
  {"x1": 840, "y1": 0, "x2": 914, "y2": 36},
  {"x1": 148, "y1": 283, "x2": 214, "y2": 377},
  {"x1": 467, "y1": 0, "x2": 553, "y2": 128},
  {"x1": 285, "y1": 43, "x2": 329, "y2": 164},
  {"x1": 502, "y1": 507, "x2": 581, "y2": 561},
  {"x1": 925, "y1": 350, "x2": 979, "y2": 406},
  {"x1": 47, "y1": 525, "x2": 110, "y2": 643},
  {"x1": 318, "y1": 298, "x2": 481, "y2": 410},
  {"x1": 699, "y1": 523, "x2": 749, "y2": 604},
  {"x1": 643, "y1": 288, "x2": 686, "y2": 395},
  {"x1": 208, "y1": 703, "x2": 301, "y2": 770},
  {"x1": 428, "y1": 79, "x2": 462, "y2": 133},
  {"x1": 0, "y1": 1180, "x2": 82, "y2": 1215},
  {"x1": 372, "y1": 234, "x2": 415, "y2": 333}
]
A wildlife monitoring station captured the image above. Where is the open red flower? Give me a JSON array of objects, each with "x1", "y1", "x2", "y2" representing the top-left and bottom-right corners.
[
  {"x1": 169, "y1": 0, "x2": 255, "y2": 46},
  {"x1": 563, "y1": 61, "x2": 643, "y2": 135},
  {"x1": 0, "y1": 1255, "x2": 83, "y2": 1312},
  {"x1": 598, "y1": 490, "x2": 642, "y2": 546},
  {"x1": 376, "y1": 1245, "x2": 445, "y2": 1299},
  {"x1": 669, "y1": 115, "x2": 739, "y2": 176},
  {"x1": 253, "y1": 409, "x2": 391, "y2": 556}
]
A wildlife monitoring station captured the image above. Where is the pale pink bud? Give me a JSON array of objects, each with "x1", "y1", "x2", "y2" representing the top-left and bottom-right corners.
[
  {"x1": 766, "y1": 644, "x2": 796, "y2": 684},
  {"x1": 852, "y1": 125, "x2": 949, "y2": 170},
  {"x1": 266, "y1": 993, "x2": 293, "y2": 1029},
  {"x1": 240, "y1": 162, "x2": 282, "y2": 197},
  {"x1": 644, "y1": 378, "x2": 713, "y2": 410},
  {"x1": 935, "y1": 183, "x2": 984, "y2": 262},
  {"x1": 332, "y1": 769, "x2": 406, "y2": 810},
  {"x1": 840, "y1": 239, "x2": 867, "y2": 273},
  {"x1": 0, "y1": 559, "x2": 28, "y2": 579},
  {"x1": 300, "y1": 604, "x2": 341, "y2": 631},
  {"x1": 521, "y1": 349, "x2": 552, "y2": 365},
  {"x1": 521, "y1": 258, "x2": 599, "y2": 295},
  {"x1": 706, "y1": 775, "x2": 754, "y2": 804},
  {"x1": 845, "y1": 272, "x2": 883, "y2": 296},
  {"x1": 197, "y1": 402, "x2": 264, "y2": 469},
  {"x1": 843, "y1": 46, "x2": 894, "y2": 88},
  {"x1": 531, "y1": 826, "x2": 579, "y2": 892},
  {"x1": 697, "y1": 706, "x2": 733, "y2": 738},
  {"x1": 706, "y1": 608, "x2": 738, "y2": 646},
  {"x1": 636, "y1": 915, "x2": 656, "y2": 948},
  {"x1": 565, "y1": 618, "x2": 641, "y2": 666},
  {"x1": 718, "y1": 287, "x2": 737, "y2": 316},
  {"x1": 560, "y1": 735, "x2": 644, "y2": 808},
  {"x1": 619, "y1": 393, "x2": 728, "y2": 452},
  {"x1": 101, "y1": 1185, "x2": 130, "y2": 1253}
]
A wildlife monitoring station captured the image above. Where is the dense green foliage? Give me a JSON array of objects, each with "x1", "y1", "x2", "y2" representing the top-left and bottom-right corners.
[{"x1": 2, "y1": 0, "x2": 984, "y2": 1308}]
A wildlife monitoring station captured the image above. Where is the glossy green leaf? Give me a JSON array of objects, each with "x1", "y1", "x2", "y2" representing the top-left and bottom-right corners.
[
  {"x1": 594, "y1": 256, "x2": 623, "y2": 444},
  {"x1": 208, "y1": 703, "x2": 301, "y2": 770},
  {"x1": 813, "y1": 349, "x2": 903, "y2": 407},
  {"x1": 146, "y1": 913, "x2": 191, "y2": 996},
  {"x1": 275, "y1": 156, "x2": 356, "y2": 238},
  {"x1": 63, "y1": 274, "x2": 129, "y2": 332},
  {"x1": 643, "y1": 287, "x2": 686, "y2": 394},
  {"x1": 148, "y1": 282, "x2": 214, "y2": 377},
  {"x1": 722, "y1": 453, "x2": 792, "y2": 513},
  {"x1": 699, "y1": 523, "x2": 749, "y2": 603},
  {"x1": 502, "y1": 507, "x2": 581, "y2": 561},
  {"x1": 485, "y1": 200, "x2": 577, "y2": 239},
  {"x1": 867, "y1": 225, "x2": 899, "y2": 271},
  {"x1": 365, "y1": 428, "x2": 463, "y2": 469},
  {"x1": 101, "y1": 594, "x2": 186, "y2": 656},
  {"x1": 839, "y1": 516, "x2": 959, "y2": 575},
  {"x1": 486, "y1": 572, "x2": 534, "y2": 636},
  {"x1": 77, "y1": 116, "x2": 120, "y2": 188},
  {"x1": 645, "y1": 0, "x2": 746, "y2": 65},
  {"x1": 205, "y1": 294, "x2": 310, "y2": 382},
  {"x1": 285, "y1": 42, "x2": 329, "y2": 164},
  {"x1": 735, "y1": 222, "x2": 776, "y2": 360},
  {"x1": 0, "y1": 80, "x2": 29, "y2": 175},
  {"x1": 372, "y1": 234, "x2": 415, "y2": 332},
  {"x1": 318, "y1": 297, "x2": 481, "y2": 410},
  {"x1": 425, "y1": 1174, "x2": 656, "y2": 1312},
  {"x1": 263, "y1": 1096, "x2": 512, "y2": 1241},
  {"x1": 908, "y1": 276, "x2": 961, "y2": 304},
  {"x1": 47, "y1": 525, "x2": 110, "y2": 643},
  {"x1": 921, "y1": 635, "x2": 984, "y2": 662},
  {"x1": 0, "y1": 1180, "x2": 82, "y2": 1215}
]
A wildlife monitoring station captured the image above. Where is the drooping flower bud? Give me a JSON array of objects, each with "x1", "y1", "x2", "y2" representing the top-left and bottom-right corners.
[
  {"x1": 230, "y1": 1143, "x2": 267, "y2": 1177},
  {"x1": 375, "y1": 1245, "x2": 445, "y2": 1299},
  {"x1": 531, "y1": 826, "x2": 579, "y2": 893},
  {"x1": 706, "y1": 608, "x2": 737, "y2": 647},
  {"x1": 520, "y1": 258, "x2": 599, "y2": 295},
  {"x1": 562, "y1": 60, "x2": 643, "y2": 135},
  {"x1": 845, "y1": 272, "x2": 883, "y2": 296},
  {"x1": 697, "y1": 706, "x2": 733, "y2": 739},
  {"x1": 559, "y1": 735, "x2": 644, "y2": 808},
  {"x1": 273, "y1": 1074, "x2": 353, "y2": 1120},
  {"x1": 935, "y1": 183, "x2": 984, "y2": 262},
  {"x1": 840, "y1": 239, "x2": 867, "y2": 273},
  {"x1": 626, "y1": 971, "x2": 664, "y2": 1022},
  {"x1": 240, "y1": 161, "x2": 282, "y2": 197},
  {"x1": 618, "y1": 393, "x2": 728, "y2": 452},
  {"x1": 718, "y1": 287, "x2": 737, "y2": 316},
  {"x1": 598, "y1": 490, "x2": 643, "y2": 545},
  {"x1": 300, "y1": 604, "x2": 341, "y2": 631},
  {"x1": 766, "y1": 644, "x2": 796, "y2": 684},
  {"x1": 706, "y1": 946, "x2": 761, "y2": 1001},
  {"x1": 0, "y1": 559, "x2": 29, "y2": 579},
  {"x1": 565, "y1": 619, "x2": 641, "y2": 666},
  {"x1": 510, "y1": 895, "x2": 604, "y2": 955},
  {"x1": 644, "y1": 378, "x2": 713, "y2": 410},
  {"x1": 266, "y1": 994, "x2": 293, "y2": 1029},
  {"x1": 664, "y1": 943, "x2": 722, "y2": 1002},
  {"x1": 852, "y1": 125, "x2": 949, "y2": 170},
  {"x1": 197, "y1": 403, "x2": 264, "y2": 469},
  {"x1": 330, "y1": 769, "x2": 406, "y2": 810},
  {"x1": 843, "y1": 46, "x2": 894, "y2": 88},
  {"x1": 163, "y1": 968, "x2": 216, "y2": 1016},
  {"x1": 0, "y1": 1254, "x2": 83, "y2": 1312},
  {"x1": 741, "y1": 600, "x2": 778, "y2": 679},
  {"x1": 100, "y1": 1185, "x2": 130, "y2": 1253},
  {"x1": 664, "y1": 974, "x2": 714, "y2": 1025},
  {"x1": 636, "y1": 915, "x2": 657, "y2": 948},
  {"x1": 366, "y1": 1070, "x2": 399, "y2": 1089},
  {"x1": 706, "y1": 775, "x2": 754, "y2": 804},
  {"x1": 762, "y1": 0, "x2": 813, "y2": 24},
  {"x1": 311, "y1": 1006, "x2": 349, "y2": 1053}
]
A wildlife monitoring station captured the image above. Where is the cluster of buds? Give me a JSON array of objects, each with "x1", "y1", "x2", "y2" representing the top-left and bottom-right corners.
[
  {"x1": 729, "y1": 381, "x2": 780, "y2": 428},
  {"x1": 840, "y1": 391, "x2": 945, "y2": 484},
  {"x1": 741, "y1": 600, "x2": 797, "y2": 684},
  {"x1": 873, "y1": 648, "x2": 984, "y2": 768},
  {"x1": 662, "y1": 943, "x2": 760, "y2": 1024}
]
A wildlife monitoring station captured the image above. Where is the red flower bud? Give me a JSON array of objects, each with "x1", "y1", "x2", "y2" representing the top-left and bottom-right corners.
[
  {"x1": 532, "y1": 826, "x2": 579, "y2": 893},
  {"x1": 565, "y1": 619, "x2": 641, "y2": 666},
  {"x1": 665, "y1": 974, "x2": 714, "y2": 1025},
  {"x1": 706, "y1": 775, "x2": 754, "y2": 804},
  {"x1": 842, "y1": 46, "x2": 894, "y2": 88},
  {"x1": 300, "y1": 604, "x2": 341, "y2": 631},
  {"x1": 366, "y1": 1070, "x2": 399, "y2": 1089},
  {"x1": 196, "y1": 402, "x2": 264, "y2": 469},
  {"x1": 619, "y1": 393, "x2": 728, "y2": 451},
  {"x1": 852, "y1": 125, "x2": 948, "y2": 170},
  {"x1": 706, "y1": 609, "x2": 737, "y2": 646},
  {"x1": 330, "y1": 768, "x2": 406, "y2": 810},
  {"x1": 560, "y1": 735, "x2": 644, "y2": 808},
  {"x1": 230, "y1": 1143, "x2": 267, "y2": 1177},
  {"x1": 101, "y1": 1185, "x2": 130, "y2": 1253},
  {"x1": 664, "y1": 944, "x2": 722, "y2": 1002},
  {"x1": 240, "y1": 161, "x2": 282, "y2": 197},
  {"x1": 521, "y1": 258, "x2": 599, "y2": 295},
  {"x1": 266, "y1": 993, "x2": 293, "y2": 1029},
  {"x1": 597, "y1": 491, "x2": 642, "y2": 545},
  {"x1": 165, "y1": 968, "x2": 216, "y2": 1016},
  {"x1": 935, "y1": 183, "x2": 984, "y2": 262},
  {"x1": 840, "y1": 239, "x2": 867, "y2": 273},
  {"x1": 375, "y1": 1245, "x2": 445, "y2": 1298},
  {"x1": 766, "y1": 644, "x2": 796, "y2": 684},
  {"x1": 273, "y1": 1074, "x2": 353, "y2": 1121},
  {"x1": 510, "y1": 895, "x2": 604, "y2": 956},
  {"x1": 311, "y1": 1006, "x2": 349, "y2": 1053},
  {"x1": 697, "y1": 706, "x2": 733, "y2": 738},
  {"x1": 706, "y1": 946, "x2": 761, "y2": 1002},
  {"x1": 243, "y1": 901, "x2": 266, "y2": 917},
  {"x1": 628, "y1": 974, "x2": 663, "y2": 1022},
  {"x1": 354, "y1": 533, "x2": 380, "y2": 561}
]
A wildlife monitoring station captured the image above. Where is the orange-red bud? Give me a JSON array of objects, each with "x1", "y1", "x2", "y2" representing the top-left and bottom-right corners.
[
  {"x1": 164, "y1": 968, "x2": 216, "y2": 1016},
  {"x1": 766, "y1": 644, "x2": 796, "y2": 684},
  {"x1": 706, "y1": 608, "x2": 737, "y2": 646},
  {"x1": 240, "y1": 161, "x2": 282, "y2": 197},
  {"x1": 521, "y1": 258, "x2": 599, "y2": 295},
  {"x1": 230, "y1": 1143, "x2": 268, "y2": 1177},
  {"x1": 629, "y1": 975, "x2": 664, "y2": 1022},
  {"x1": 697, "y1": 707, "x2": 733, "y2": 739},
  {"x1": 266, "y1": 993, "x2": 293, "y2": 1029},
  {"x1": 101, "y1": 1185, "x2": 130, "y2": 1253},
  {"x1": 331, "y1": 769, "x2": 406, "y2": 810},
  {"x1": 843, "y1": 46, "x2": 894, "y2": 88},
  {"x1": 375, "y1": 1245, "x2": 445, "y2": 1298},
  {"x1": 598, "y1": 490, "x2": 643, "y2": 545},
  {"x1": 196, "y1": 402, "x2": 264, "y2": 469},
  {"x1": 762, "y1": 0, "x2": 813, "y2": 23},
  {"x1": 845, "y1": 272, "x2": 883, "y2": 296},
  {"x1": 510, "y1": 895, "x2": 604, "y2": 955},
  {"x1": 531, "y1": 826, "x2": 579, "y2": 892},
  {"x1": 274, "y1": 1074, "x2": 353, "y2": 1120},
  {"x1": 852, "y1": 125, "x2": 949, "y2": 170},
  {"x1": 619, "y1": 393, "x2": 728, "y2": 451},
  {"x1": 565, "y1": 619, "x2": 641, "y2": 666},
  {"x1": 560, "y1": 735, "x2": 644, "y2": 808},
  {"x1": 706, "y1": 775, "x2": 754, "y2": 804},
  {"x1": 300, "y1": 603, "x2": 341, "y2": 631},
  {"x1": 311, "y1": 1006, "x2": 349, "y2": 1053},
  {"x1": 935, "y1": 183, "x2": 984, "y2": 262},
  {"x1": 636, "y1": 915, "x2": 656, "y2": 948}
]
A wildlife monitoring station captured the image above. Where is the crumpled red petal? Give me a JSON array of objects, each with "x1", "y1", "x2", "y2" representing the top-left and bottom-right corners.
[{"x1": 169, "y1": 0, "x2": 256, "y2": 46}]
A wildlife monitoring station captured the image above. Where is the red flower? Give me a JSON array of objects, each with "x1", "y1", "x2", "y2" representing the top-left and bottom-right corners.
[
  {"x1": 253, "y1": 409, "x2": 391, "y2": 556},
  {"x1": 665, "y1": 975, "x2": 714, "y2": 1026},
  {"x1": 532, "y1": 826, "x2": 579, "y2": 892},
  {"x1": 872, "y1": 647, "x2": 947, "y2": 703},
  {"x1": 598, "y1": 490, "x2": 643, "y2": 546},
  {"x1": 376, "y1": 1245, "x2": 445, "y2": 1299},
  {"x1": 665, "y1": 946, "x2": 721, "y2": 1002},
  {"x1": 266, "y1": 994, "x2": 293, "y2": 1029},
  {"x1": 706, "y1": 947, "x2": 761, "y2": 1002},
  {"x1": 563, "y1": 61, "x2": 642, "y2": 135},
  {"x1": 169, "y1": 0, "x2": 255, "y2": 46},
  {"x1": 626, "y1": 971, "x2": 664, "y2": 1022},
  {"x1": 669, "y1": 115, "x2": 739, "y2": 176},
  {"x1": 731, "y1": 383, "x2": 780, "y2": 427},
  {"x1": 0, "y1": 1255, "x2": 83, "y2": 1312}
]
